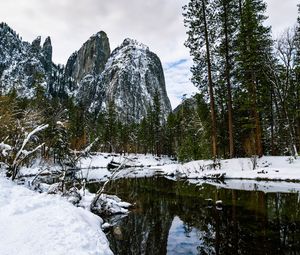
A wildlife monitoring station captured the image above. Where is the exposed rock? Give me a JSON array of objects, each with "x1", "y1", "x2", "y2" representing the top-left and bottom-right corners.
[
  {"x1": 31, "y1": 36, "x2": 41, "y2": 54},
  {"x1": 91, "y1": 38, "x2": 172, "y2": 121},
  {"x1": 47, "y1": 183, "x2": 63, "y2": 195},
  {"x1": 64, "y1": 31, "x2": 110, "y2": 92},
  {"x1": 0, "y1": 23, "x2": 50, "y2": 97},
  {"x1": 42, "y1": 36, "x2": 52, "y2": 72},
  {"x1": 91, "y1": 194, "x2": 131, "y2": 217},
  {"x1": 0, "y1": 24, "x2": 171, "y2": 122},
  {"x1": 65, "y1": 187, "x2": 82, "y2": 205}
]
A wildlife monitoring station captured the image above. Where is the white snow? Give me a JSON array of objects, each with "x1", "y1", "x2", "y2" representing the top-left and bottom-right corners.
[
  {"x1": 196, "y1": 179, "x2": 300, "y2": 193},
  {"x1": 75, "y1": 154, "x2": 300, "y2": 182},
  {"x1": 16, "y1": 154, "x2": 300, "y2": 185},
  {"x1": 0, "y1": 176, "x2": 113, "y2": 255},
  {"x1": 77, "y1": 153, "x2": 174, "y2": 181},
  {"x1": 78, "y1": 153, "x2": 174, "y2": 169},
  {"x1": 1, "y1": 153, "x2": 300, "y2": 255},
  {"x1": 0, "y1": 142, "x2": 12, "y2": 157},
  {"x1": 159, "y1": 156, "x2": 300, "y2": 181}
]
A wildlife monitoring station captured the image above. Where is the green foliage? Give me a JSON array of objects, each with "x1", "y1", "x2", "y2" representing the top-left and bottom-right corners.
[
  {"x1": 182, "y1": 0, "x2": 299, "y2": 158},
  {"x1": 2, "y1": 0, "x2": 300, "y2": 165}
]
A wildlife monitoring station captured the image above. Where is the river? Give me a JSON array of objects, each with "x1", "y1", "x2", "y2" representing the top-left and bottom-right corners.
[{"x1": 87, "y1": 177, "x2": 300, "y2": 255}]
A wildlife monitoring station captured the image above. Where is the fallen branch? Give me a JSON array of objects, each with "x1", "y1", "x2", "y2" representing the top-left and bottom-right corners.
[{"x1": 90, "y1": 157, "x2": 134, "y2": 210}]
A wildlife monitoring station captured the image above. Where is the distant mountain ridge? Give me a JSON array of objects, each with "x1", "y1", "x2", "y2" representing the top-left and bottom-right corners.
[{"x1": 0, "y1": 22, "x2": 171, "y2": 121}]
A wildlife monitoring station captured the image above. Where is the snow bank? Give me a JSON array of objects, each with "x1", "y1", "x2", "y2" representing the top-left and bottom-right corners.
[
  {"x1": 78, "y1": 153, "x2": 174, "y2": 169},
  {"x1": 75, "y1": 155, "x2": 300, "y2": 182},
  {"x1": 16, "y1": 154, "x2": 300, "y2": 183},
  {"x1": 159, "y1": 156, "x2": 300, "y2": 181},
  {"x1": 0, "y1": 177, "x2": 113, "y2": 255},
  {"x1": 91, "y1": 194, "x2": 131, "y2": 216},
  {"x1": 197, "y1": 179, "x2": 300, "y2": 193},
  {"x1": 77, "y1": 153, "x2": 175, "y2": 181}
]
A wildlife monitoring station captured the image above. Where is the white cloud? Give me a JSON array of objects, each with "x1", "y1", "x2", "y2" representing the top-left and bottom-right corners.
[
  {"x1": 164, "y1": 58, "x2": 198, "y2": 108},
  {"x1": 265, "y1": 0, "x2": 298, "y2": 37}
]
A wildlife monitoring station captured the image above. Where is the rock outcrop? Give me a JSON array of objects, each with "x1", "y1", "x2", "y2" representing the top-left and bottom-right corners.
[
  {"x1": 0, "y1": 23, "x2": 171, "y2": 122},
  {"x1": 0, "y1": 22, "x2": 54, "y2": 97},
  {"x1": 64, "y1": 31, "x2": 110, "y2": 91},
  {"x1": 95, "y1": 38, "x2": 171, "y2": 121}
]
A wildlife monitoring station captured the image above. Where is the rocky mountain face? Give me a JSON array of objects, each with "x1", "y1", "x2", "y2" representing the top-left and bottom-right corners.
[
  {"x1": 0, "y1": 23, "x2": 54, "y2": 98},
  {"x1": 0, "y1": 22, "x2": 171, "y2": 121},
  {"x1": 92, "y1": 38, "x2": 171, "y2": 121},
  {"x1": 64, "y1": 31, "x2": 110, "y2": 92}
]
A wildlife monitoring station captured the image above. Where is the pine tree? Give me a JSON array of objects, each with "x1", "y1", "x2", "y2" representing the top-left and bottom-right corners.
[
  {"x1": 183, "y1": 0, "x2": 218, "y2": 158},
  {"x1": 214, "y1": 0, "x2": 240, "y2": 158},
  {"x1": 138, "y1": 117, "x2": 149, "y2": 154},
  {"x1": 153, "y1": 89, "x2": 162, "y2": 156},
  {"x1": 105, "y1": 101, "x2": 117, "y2": 153},
  {"x1": 235, "y1": 0, "x2": 272, "y2": 157},
  {"x1": 294, "y1": 4, "x2": 300, "y2": 155}
]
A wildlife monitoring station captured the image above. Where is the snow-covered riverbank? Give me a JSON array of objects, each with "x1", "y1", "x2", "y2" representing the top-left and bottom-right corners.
[
  {"x1": 1, "y1": 154, "x2": 300, "y2": 255},
  {"x1": 0, "y1": 176, "x2": 113, "y2": 255},
  {"x1": 74, "y1": 154, "x2": 300, "y2": 182},
  {"x1": 161, "y1": 156, "x2": 300, "y2": 181}
]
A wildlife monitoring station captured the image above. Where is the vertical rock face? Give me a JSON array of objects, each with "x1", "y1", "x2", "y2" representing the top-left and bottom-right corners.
[
  {"x1": 64, "y1": 31, "x2": 110, "y2": 91},
  {"x1": 93, "y1": 38, "x2": 172, "y2": 121},
  {"x1": 0, "y1": 23, "x2": 53, "y2": 97},
  {"x1": 0, "y1": 24, "x2": 172, "y2": 122},
  {"x1": 31, "y1": 36, "x2": 41, "y2": 53},
  {"x1": 42, "y1": 36, "x2": 53, "y2": 72}
]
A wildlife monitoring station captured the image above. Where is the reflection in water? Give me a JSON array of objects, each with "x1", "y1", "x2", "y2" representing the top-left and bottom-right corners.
[
  {"x1": 167, "y1": 216, "x2": 203, "y2": 255},
  {"x1": 87, "y1": 177, "x2": 300, "y2": 255}
]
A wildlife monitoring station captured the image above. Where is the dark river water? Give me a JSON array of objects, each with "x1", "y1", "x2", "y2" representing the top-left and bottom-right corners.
[{"x1": 88, "y1": 177, "x2": 300, "y2": 255}]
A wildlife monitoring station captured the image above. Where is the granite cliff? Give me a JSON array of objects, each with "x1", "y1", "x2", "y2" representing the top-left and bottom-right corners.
[{"x1": 0, "y1": 23, "x2": 171, "y2": 121}]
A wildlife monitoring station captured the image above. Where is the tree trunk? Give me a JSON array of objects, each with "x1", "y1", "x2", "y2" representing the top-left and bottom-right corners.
[
  {"x1": 202, "y1": 0, "x2": 218, "y2": 158},
  {"x1": 223, "y1": 0, "x2": 234, "y2": 158},
  {"x1": 238, "y1": 0, "x2": 243, "y2": 17},
  {"x1": 253, "y1": 78, "x2": 263, "y2": 157},
  {"x1": 297, "y1": 73, "x2": 300, "y2": 155},
  {"x1": 270, "y1": 83, "x2": 275, "y2": 155}
]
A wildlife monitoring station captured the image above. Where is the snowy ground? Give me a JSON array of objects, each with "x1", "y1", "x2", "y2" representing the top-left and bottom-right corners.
[
  {"x1": 160, "y1": 156, "x2": 300, "y2": 181},
  {"x1": 183, "y1": 178, "x2": 300, "y2": 193},
  {"x1": 0, "y1": 176, "x2": 113, "y2": 255},
  {"x1": 71, "y1": 154, "x2": 300, "y2": 182},
  {"x1": 1, "y1": 154, "x2": 300, "y2": 255},
  {"x1": 78, "y1": 152, "x2": 174, "y2": 169},
  {"x1": 75, "y1": 153, "x2": 175, "y2": 181}
]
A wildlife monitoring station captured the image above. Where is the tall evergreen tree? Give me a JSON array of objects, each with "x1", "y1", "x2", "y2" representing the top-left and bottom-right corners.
[
  {"x1": 235, "y1": 0, "x2": 272, "y2": 157},
  {"x1": 215, "y1": 0, "x2": 240, "y2": 158},
  {"x1": 105, "y1": 101, "x2": 118, "y2": 153},
  {"x1": 153, "y1": 89, "x2": 162, "y2": 156},
  {"x1": 183, "y1": 0, "x2": 218, "y2": 158},
  {"x1": 294, "y1": 4, "x2": 300, "y2": 155}
]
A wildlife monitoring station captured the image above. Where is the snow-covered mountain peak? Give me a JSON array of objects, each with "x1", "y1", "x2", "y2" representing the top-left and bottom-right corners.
[
  {"x1": 122, "y1": 38, "x2": 149, "y2": 51},
  {"x1": 64, "y1": 30, "x2": 111, "y2": 91},
  {"x1": 0, "y1": 23, "x2": 18, "y2": 37},
  {"x1": 0, "y1": 23, "x2": 54, "y2": 97},
  {"x1": 94, "y1": 30, "x2": 108, "y2": 38},
  {"x1": 93, "y1": 37, "x2": 171, "y2": 122},
  {"x1": 0, "y1": 25, "x2": 171, "y2": 122}
]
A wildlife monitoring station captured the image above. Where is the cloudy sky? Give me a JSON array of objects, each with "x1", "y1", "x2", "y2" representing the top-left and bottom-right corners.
[{"x1": 0, "y1": 0, "x2": 298, "y2": 108}]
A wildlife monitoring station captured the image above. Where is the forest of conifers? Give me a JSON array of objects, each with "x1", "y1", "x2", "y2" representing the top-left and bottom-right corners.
[{"x1": 0, "y1": 0, "x2": 299, "y2": 164}]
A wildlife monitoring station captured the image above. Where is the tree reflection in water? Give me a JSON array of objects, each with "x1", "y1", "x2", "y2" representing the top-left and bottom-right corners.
[{"x1": 87, "y1": 177, "x2": 300, "y2": 255}]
